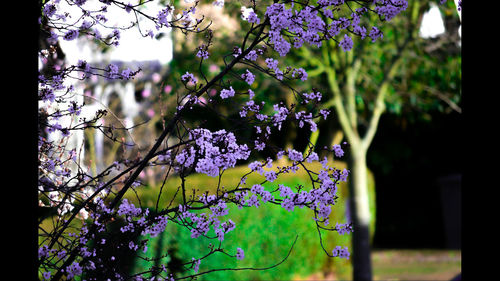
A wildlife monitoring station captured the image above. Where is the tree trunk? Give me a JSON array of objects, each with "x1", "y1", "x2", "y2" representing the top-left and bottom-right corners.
[{"x1": 348, "y1": 147, "x2": 372, "y2": 281}]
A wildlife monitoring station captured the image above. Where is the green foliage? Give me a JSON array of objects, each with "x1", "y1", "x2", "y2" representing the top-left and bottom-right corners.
[{"x1": 125, "y1": 159, "x2": 376, "y2": 279}]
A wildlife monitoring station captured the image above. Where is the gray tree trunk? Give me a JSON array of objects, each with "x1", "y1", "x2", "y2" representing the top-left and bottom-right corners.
[{"x1": 348, "y1": 148, "x2": 372, "y2": 281}]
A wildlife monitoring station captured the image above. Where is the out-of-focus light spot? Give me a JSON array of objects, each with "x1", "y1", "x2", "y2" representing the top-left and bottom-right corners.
[{"x1": 419, "y1": 3, "x2": 445, "y2": 39}]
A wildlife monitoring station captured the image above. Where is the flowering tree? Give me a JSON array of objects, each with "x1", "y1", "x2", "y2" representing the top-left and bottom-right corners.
[{"x1": 38, "y1": 0, "x2": 408, "y2": 280}]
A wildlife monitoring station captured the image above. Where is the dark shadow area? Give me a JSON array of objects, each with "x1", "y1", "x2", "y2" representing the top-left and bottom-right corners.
[{"x1": 369, "y1": 111, "x2": 462, "y2": 249}]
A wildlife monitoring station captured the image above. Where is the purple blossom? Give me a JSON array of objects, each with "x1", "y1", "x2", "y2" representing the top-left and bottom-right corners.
[
  {"x1": 192, "y1": 258, "x2": 201, "y2": 273},
  {"x1": 249, "y1": 161, "x2": 265, "y2": 174},
  {"x1": 247, "y1": 194, "x2": 261, "y2": 207},
  {"x1": 241, "y1": 69, "x2": 255, "y2": 85},
  {"x1": 332, "y1": 246, "x2": 350, "y2": 259},
  {"x1": 254, "y1": 140, "x2": 266, "y2": 151},
  {"x1": 306, "y1": 152, "x2": 319, "y2": 163},
  {"x1": 332, "y1": 144, "x2": 344, "y2": 158},
  {"x1": 158, "y1": 7, "x2": 173, "y2": 27},
  {"x1": 369, "y1": 26, "x2": 384, "y2": 42},
  {"x1": 236, "y1": 248, "x2": 245, "y2": 260},
  {"x1": 339, "y1": 34, "x2": 353, "y2": 51},
  {"x1": 196, "y1": 44, "x2": 209, "y2": 59},
  {"x1": 264, "y1": 170, "x2": 277, "y2": 182},
  {"x1": 292, "y1": 68, "x2": 308, "y2": 81},
  {"x1": 375, "y1": 0, "x2": 408, "y2": 21},
  {"x1": 220, "y1": 86, "x2": 235, "y2": 99},
  {"x1": 265, "y1": 58, "x2": 279, "y2": 70},
  {"x1": 245, "y1": 50, "x2": 258, "y2": 61},
  {"x1": 339, "y1": 168, "x2": 349, "y2": 182},
  {"x1": 261, "y1": 191, "x2": 274, "y2": 202},
  {"x1": 287, "y1": 148, "x2": 303, "y2": 162},
  {"x1": 246, "y1": 11, "x2": 260, "y2": 24},
  {"x1": 320, "y1": 109, "x2": 330, "y2": 120},
  {"x1": 74, "y1": 0, "x2": 87, "y2": 6},
  {"x1": 43, "y1": 4, "x2": 57, "y2": 18},
  {"x1": 353, "y1": 25, "x2": 367, "y2": 39},
  {"x1": 278, "y1": 184, "x2": 294, "y2": 198},
  {"x1": 336, "y1": 222, "x2": 353, "y2": 235},
  {"x1": 251, "y1": 184, "x2": 264, "y2": 195},
  {"x1": 281, "y1": 198, "x2": 295, "y2": 211},
  {"x1": 63, "y1": 30, "x2": 79, "y2": 41},
  {"x1": 66, "y1": 262, "x2": 83, "y2": 279},
  {"x1": 181, "y1": 72, "x2": 197, "y2": 84},
  {"x1": 121, "y1": 68, "x2": 133, "y2": 79}
]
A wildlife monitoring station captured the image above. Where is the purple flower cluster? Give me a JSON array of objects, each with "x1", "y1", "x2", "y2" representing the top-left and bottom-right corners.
[
  {"x1": 241, "y1": 69, "x2": 255, "y2": 85},
  {"x1": 332, "y1": 246, "x2": 350, "y2": 259},
  {"x1": 157, "y1": 6, "x2": 174, "y2": 27},
  {"x1": 63, "y1": 30, "x2": 79, "y2": 41},
  {"x1": 261, "y1": 0, "x2": 407, "y2": 56},
  {"x1": 236, "y1": 248, "x2": 245, "y2": 260},
  {"x1": 369, "y1": 26, "x2": 384, "y2": 42},
  {"x1": 220, "y1": 86, "x2": 235, "y2": 99},
  {"x1": 332, "y1": 144, "x2": 344, "y2": 158},
  {"x1": 374, "y1": 0, "x2": 409, "y2": 21},
  {"x1": 336, "y1": 222, "x2": 353, "y2": 235},
  {"x1": 180, "y1": 128, "x2": 251, "y2": 177},
  {"x1": 197, "y1": 44, "x2": 210, "y2": 59},
  {"x1": 181, "y1": 72, "x2": 198, "y2": 84},
  {"x1": 179, "y1": 201, "x2": 237, "y2": 242},
  {"x1": 339, "y1": 34, "x2": 353, "y2": 51},
  {"x1": 292, "y1": 68, "x2": 308, "y2": 81}
]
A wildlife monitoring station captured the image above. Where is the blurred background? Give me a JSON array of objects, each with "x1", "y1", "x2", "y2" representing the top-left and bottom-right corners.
[{"x1": 43, "y1": 0, "x2": 461, "y2": 280}]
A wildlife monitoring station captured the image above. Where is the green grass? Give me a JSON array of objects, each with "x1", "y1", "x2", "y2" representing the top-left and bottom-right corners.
[
  {"x1": 37, "y1": 159, "x2": 376, "y2": 280},
  {"x1": 123, "y1": 159, "x2": 376, "y2": 280}
]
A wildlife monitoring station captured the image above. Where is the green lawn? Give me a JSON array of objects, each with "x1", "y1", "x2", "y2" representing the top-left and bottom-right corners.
[{"x1": 127, "y1": 159, "x2": 357, "y2": 280}]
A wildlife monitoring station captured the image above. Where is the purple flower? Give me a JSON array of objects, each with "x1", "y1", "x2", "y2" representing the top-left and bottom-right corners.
[
  {"x1": 264, "y1": 171, "x2": 277, "y2": 182},
  {"x1": 261, "y1": 191, "x2": 274, "y2": 202},
  {"x1": 181, "y1": 72, "x2": 197, "y2": 84},
  {"x1": 158, "y1": 7, "x2": 173, "y2": 27},
  {"x1": 220, "y1": 87, "x2": 235, "y2": 99},
  {"x1": 375, "y1": 0, "x2": 408, "y2": 21},
  {"x1": 292, "y1": 68, "x2": 308, "y2": 81},
  {"x1": 66, "y1": 262, "x2": 83, "y2": 279},
  {"x1": 245, "y1": 50, "x2": 258, "y2": 61},
  {"x1": 236, "y1": 248, "x2": 245, "y2": 260},
  {"x1": 121, "y1": 68, "x2": 133, "y2": 79},
  {"x1": 241, "y1": 69, "x2": 255, "y2": 85},
  {"x1": 281, "y1": 198, "x2": 295, "y2": 211},
  {"x1": 320, "y1": 109, "x2": 330, "y2": 120},
  {"x1": 369, "y1": 26, "x2": 383, "y2": 42},
  {"x1": 332, "y1": 144, "x2": 344, "y2": 158},
  {"x1": 63, "y1": 30, "x2": 79, "y2": 41},
  {"x1": 332, "y1": 246, "x2": 350, "y2": 259},
  {"x1": 43, "y1": 4, "x2": 57, "y2": 18},
  {"x1": 265, "y1": 58, "x2": 279, "y2": 71},
  {"x1": 247, "y1": 194, "x2": 260, "y2": 207},
  {"x1": 251, "y1": 184, "x2": 264, "y2": 195},
  {"x1": 287, "y1": 148, "x2": 303, "y2": 162},
  {"x1": 74, "y1": 0, "x2": 87, "y2": 6},
  {"x1": 339, "y1": 34, "x2": 353, "y2": 51},
  {"x1": 247, "y1": 11, "x2": 260, "y2": 24},
  {"x1": 192, "y1": 258, "x2": 201, "y2": 273}
]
